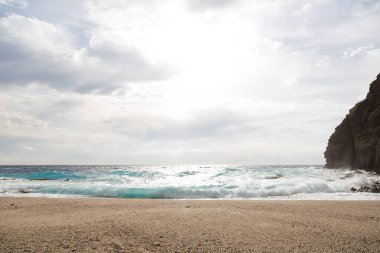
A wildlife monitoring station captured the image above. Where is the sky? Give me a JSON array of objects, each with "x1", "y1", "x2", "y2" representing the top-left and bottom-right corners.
[{"x1": 0, "y1": 0, "x2": 379, "y2": 165}]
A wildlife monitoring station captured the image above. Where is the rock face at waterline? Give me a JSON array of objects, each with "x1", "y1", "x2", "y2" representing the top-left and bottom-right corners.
[{"x1": 324, "y1": 73, "x2": 380, "y2": 173}]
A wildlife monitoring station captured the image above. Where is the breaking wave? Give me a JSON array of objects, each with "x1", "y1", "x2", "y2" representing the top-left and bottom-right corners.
[{"x1": 0, "y1": 165, "x2": 379, "y2": 200}]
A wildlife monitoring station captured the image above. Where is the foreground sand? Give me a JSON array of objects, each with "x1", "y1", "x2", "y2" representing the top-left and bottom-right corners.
[{"x1": 1, "y1": 198, "x2": 379, "y2": 252}]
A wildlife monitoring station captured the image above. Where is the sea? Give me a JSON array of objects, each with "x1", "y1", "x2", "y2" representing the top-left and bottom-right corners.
[{"x1": 0, "y1": 165, "x2": 379, "y2": 200}]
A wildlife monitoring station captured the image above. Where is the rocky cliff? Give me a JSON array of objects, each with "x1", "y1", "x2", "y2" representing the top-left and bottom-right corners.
[{"x1": 324, "y1": 73, "x2": 380, "y2": 173}]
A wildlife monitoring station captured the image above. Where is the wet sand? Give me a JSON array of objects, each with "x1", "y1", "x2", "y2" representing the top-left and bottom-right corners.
[{"x1": 1, "y1": 197, "x2": 379, "y2": 252}]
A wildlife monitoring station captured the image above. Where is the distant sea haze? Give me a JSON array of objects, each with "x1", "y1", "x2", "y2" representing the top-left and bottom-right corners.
[{"x1": 0, "y1": 165, "x2": 379, "y2": 200}]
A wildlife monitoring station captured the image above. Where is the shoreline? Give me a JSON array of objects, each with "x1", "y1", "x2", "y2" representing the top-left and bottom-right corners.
[
  {"x1": 1, "y1": 197, "x2": 380, "y2": 252},
  {"x1": 2, "y1": 195, "x2": 380, "y2": 201}
]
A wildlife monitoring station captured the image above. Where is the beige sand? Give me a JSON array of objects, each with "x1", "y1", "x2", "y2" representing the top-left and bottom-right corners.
[{"x1": 0, "y1": 198, "x2": 379, "y2": 252}]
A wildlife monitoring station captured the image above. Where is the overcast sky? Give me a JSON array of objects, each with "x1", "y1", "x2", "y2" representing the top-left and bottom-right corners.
[{"x1": 0, "y1": 0, "x2": 379, "y2": 165}]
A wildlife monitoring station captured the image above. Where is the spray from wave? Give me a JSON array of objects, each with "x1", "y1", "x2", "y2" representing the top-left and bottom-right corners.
[{"x1": 0, "y1": 165, "x2": 379, "y2": 200}]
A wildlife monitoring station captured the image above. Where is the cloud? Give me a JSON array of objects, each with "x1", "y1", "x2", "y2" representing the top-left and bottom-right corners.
[
  {"x1": 0, "y1": 0, "x2": 27, "y2": 8},
  {"x1": 103, "y1": 106, "x2": 257, "y2": 141},
  {"x1": 343, "y1": 45, "x2": 374, "y2": 58},
  {"x1": 189, "y1": 0, "x2": 239, "y2": 11},
  {"x1": 0, "y1": 14, "x2": 170, "y2": 94},
  {"x1": 1, "y1": 111, "x2": 49, "y2": 130}
]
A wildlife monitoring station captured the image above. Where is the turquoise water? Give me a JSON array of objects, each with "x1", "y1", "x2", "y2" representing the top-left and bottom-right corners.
[{"x1": 0, "y1": 165, "x2": 379, "y2": 199}]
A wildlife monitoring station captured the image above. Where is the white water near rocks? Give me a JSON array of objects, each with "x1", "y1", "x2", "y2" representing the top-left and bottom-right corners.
[{"x1": 0, "y1": 165, "x2": 379, "y2": 200}]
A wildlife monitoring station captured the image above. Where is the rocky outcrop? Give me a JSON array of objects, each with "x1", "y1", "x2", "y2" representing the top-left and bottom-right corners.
[
  {"x1": 351, "y1": 181, "x2": 380, "y2": 193},
  {"x1": 324, "y1": 73, "x2": 380, "y2": 173}
]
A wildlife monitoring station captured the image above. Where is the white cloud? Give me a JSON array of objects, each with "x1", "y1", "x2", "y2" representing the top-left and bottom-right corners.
[
  {"x1": 343, "y1": 45, "x2": 374, "y2": 58},
  {"x1": 0, "y1": 14, "x2": 170, "y2": 94},
  {"x1": 22, "y1": 146, "x2": 35, "y2": 151},
  {"x1": 189, "y1": 0, "x2": 239, "y2": 11},
  {"x1": 0, "y1": 0, "x2": 27, "y2": 8}
]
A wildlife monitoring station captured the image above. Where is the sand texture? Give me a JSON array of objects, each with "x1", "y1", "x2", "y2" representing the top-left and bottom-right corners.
[{"x1": 1, "y1": 198, "x2": 380, "y2": 252}]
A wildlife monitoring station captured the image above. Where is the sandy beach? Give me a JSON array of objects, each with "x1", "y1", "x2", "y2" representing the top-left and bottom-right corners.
[{"x1": 0, "y1": 198, "x2": 379, "y2": 252}]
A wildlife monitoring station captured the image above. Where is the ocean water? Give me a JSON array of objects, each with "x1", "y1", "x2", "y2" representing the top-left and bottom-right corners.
[{"x1": 0, "y1": 165, "x2": 379, "y2": 200}]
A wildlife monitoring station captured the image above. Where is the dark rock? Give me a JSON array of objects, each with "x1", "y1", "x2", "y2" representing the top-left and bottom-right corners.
[
  {"x1": 265, "y1": 174, "x2": 284, "y2": 179},
  {"x1": 352, "y1": 181, "x2": 380, "y2": 193},
  {"x1": 18, "y1": 189, "x2": 31, "y2": 193},
  {"x1": 325, "y1": 73, "x2": 380, "y2": 172},
  {"x1": 340, "y1": 171, "x2": 365, "y2": 179}
]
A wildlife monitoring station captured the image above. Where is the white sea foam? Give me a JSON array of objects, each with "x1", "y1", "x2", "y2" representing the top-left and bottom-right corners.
[{"x1": 0, "y1": 165, "x2": 379, "y2": 200}]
